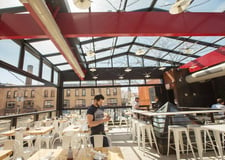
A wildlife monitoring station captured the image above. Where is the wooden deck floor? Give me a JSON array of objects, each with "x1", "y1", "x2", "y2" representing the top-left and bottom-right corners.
[{"x1": 107, "y1": 126, "x2": 220, "y2": 160}]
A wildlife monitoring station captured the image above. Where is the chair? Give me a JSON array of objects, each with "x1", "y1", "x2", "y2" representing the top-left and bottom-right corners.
[
  {"x1": 167, "y1": 125, "x2": 196, "y2": 160},
  {"x1": 89, "y1": 135, "x2": 111, "y2": 148}
]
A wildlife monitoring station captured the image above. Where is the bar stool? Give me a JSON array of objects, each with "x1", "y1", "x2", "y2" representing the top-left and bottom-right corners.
[
  {"x1": 137, "y1": 122, "x2": 159, "y2": 154},
  {"x1": 167, "y1": 125, "x2": 196, "y2": 160},
  {"x1": 131, "y1": 119, "x2": 139, "y2": 142},
  {"x1": 187, "y1": 124, "x2": 218, "y2": 160}
]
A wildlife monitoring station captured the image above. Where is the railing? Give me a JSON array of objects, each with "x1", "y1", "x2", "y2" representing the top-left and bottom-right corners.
[
  {"x1": 62, "y1": 106, "x2": 132, "y2": 122},
  {"x1": 0, "y1": 109, "x2": 56, "y2": 127}
]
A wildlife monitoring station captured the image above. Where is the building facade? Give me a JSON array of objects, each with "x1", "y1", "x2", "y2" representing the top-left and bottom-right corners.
[{"x1": 0, "y1": 86, "x2": 122, "y2": 115}]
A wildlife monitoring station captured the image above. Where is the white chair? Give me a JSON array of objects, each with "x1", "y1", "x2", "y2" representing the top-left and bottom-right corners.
[
  {"x1": 89, "y1": 135, "x2": 111, "y2": 148},
  {"x1": 167, "y1": 125, "x2": 196, "y2": 160},
  {"x1": 137, "y1": 122, "x2": 159, "y2": 154},
  {"x1": 187, "y1": 124, "x2": 218, "y2": 160}
]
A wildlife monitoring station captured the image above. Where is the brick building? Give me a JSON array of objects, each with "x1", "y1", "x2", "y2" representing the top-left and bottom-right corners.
[{"x1": 0, "y1": 86, "x2": 122, "y2": 115}]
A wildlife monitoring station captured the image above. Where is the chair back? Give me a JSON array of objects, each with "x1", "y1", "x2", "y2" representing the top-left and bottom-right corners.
[{"x1": 89, "y1": 135, "x2": 111, "y2": 147}]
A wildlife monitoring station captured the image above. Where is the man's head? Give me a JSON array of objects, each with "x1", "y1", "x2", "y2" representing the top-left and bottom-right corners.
[
  {"x1": 94, "y1": 94, "x2": 105, "y2": 107},
  {"x1": 135, "y1": 97, "x2": 139, "y2": 102},
  {"x1": 217, "y1": 98, "x2": 224, "y2": 104}
]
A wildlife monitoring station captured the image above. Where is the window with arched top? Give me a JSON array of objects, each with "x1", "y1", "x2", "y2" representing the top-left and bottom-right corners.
[
  {"x1": 44, "y1": 90, "x2": 48, "y2": 97},
  {"x1": 7, "y1": 91, "x2": 11, "y2": 98}
]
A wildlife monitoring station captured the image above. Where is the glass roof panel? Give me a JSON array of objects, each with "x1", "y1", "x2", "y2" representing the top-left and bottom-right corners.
[
  {"x1": 113, "y1": 56, "x2": 128, "y2": 67},
  {"x1": 78, "y1": 37, "x2": 92, "y2": 42},
  {"x1": 57, "y1": 64, "x2": 72, "y2": 71},
  {"x1": 46, "y1": 55, "x2": 67, "y2": 64},
  {"x1": 187, "y1": 0, "x2": 225, "y2": 12},
  {"x1": 158, "y1": 62, "x2": 172, "y2": 66},
  {"x1": 136, "y1": 36, "x2": 159, "y2": 45},
  {"x1": 130, "y1": 44, "x2": 149, "y2": 53},
  {"x1": 96, "y1": 50, "x2": 112, "y2": 59},
  {"x1": 125, "y1": 0, "x2": 153, "y2": 11},
  {"x1": 154, "y1": 37, "x2": 182, "y2": 50},
  {"x1": 30, "y1": 40, "x2": 59, "y2": 55},
  {"x1": 96, "y1": 59, "x2": 112, "y2": 68},
  {"x1": 144, "y1": 59, "x2": 158, "y2": 67},
  {"x1": 114, "y1": 46, "x2": 130, "y2": 55},
  {"x1": 67, "y1": 0, "x2": 125, "y2": 12},
  {"x1": 179, "y1": 57, "x2": 196, "y2": 64},
  {"x1": 174, "y1": 42, "x2": 205, "y2": 54},
  {"x1": 195, "y1": 47, "x2": 217, "y2": 56},
  {"x1": 155, "y1": 0, "x2": 225, "y2": 12},
  {"x1": 0, "y1": 0, "x2": 23, "y2": 9},
  {"x1": 145, "y1": 49, "x2": 168, "y2": 58},
  {"x1": 163, "y1": 53, "x2": 187, "y2": 62},
  {"x1": 117, "y1": 37, "x2": 134, "y2": 45},
  {"x1": 129, "y1": 56, "x2": 143, "y2": 67},
  {"x1": 215, "y1": 38, "x2": 225, "y2": 46},
  {"x1": 190, "y1": 36, "x2": 224, "y2": 43},
  {"x1": 94, "y1": 38, "x2": 114, "y2": 50},
  {"x1": 85, "y1": 55, "x2": 95, "y2": 62}
]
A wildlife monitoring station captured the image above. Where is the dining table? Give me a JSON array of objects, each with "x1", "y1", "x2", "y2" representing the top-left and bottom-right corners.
[
  {"x1": 0, "y1": 150, "x2": 13, "y2": 159},
  {"x1": 58, "y1": 146, "x2": 124, "y2": 160},
  {"x1": 27, "y1": 149, "x2": 63, "y2": 160}
]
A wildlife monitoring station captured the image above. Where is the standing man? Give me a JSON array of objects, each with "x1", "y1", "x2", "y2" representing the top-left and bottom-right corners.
[
  {"x1": 211, "y1": 98, "x2": 225, "y2": 119},
  {"x1": 87, "y1": 94, "x2": 110, "y2": 147},
  {"x1": 132, "y1": 97, "x2": 140, "y2": 110}
]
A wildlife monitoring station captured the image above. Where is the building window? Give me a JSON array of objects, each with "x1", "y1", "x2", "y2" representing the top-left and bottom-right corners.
[
  {"x1": 6, "y1": 101, "x2": 16, "y2": 108},
  {"x1": 75, "y1": 99, "x2": 86, "y2": 107},
  {"x1": 63, "y1": 100, "x2": 70, "y2": 108},
  {"x1": 44, "y1": 100, "x2": 54, "y2": 108},
  {"x1": 106, "y1": 88, "x2": 111, "y2": 96},
  {"x1": 82, "y1": 89, "x2": 86, "y2": 96},
  {"x1": 91, "y1": 88, "x2": 95, "y2": 96},
  {"x1": 98, "y1": 88, "x2": 101, "y2": 94},
  {"x1": 23, "y1": 100, "x2": 34, "y2": 109},
  {"x1": 113, "y1": 88, "x2": 117, "y2": 96},
  {"x1": 14, "y1": 91, "x2": 18, "y2": 98},
  {"x1": 31, "y1": 90, "x2": 35, "y2": 98},
  {"x1": 24, "y1": 90, "x2": 28, "y2": 98},
  {"x1": 107, "y1": 98, "x2": 117, "y2": 106},
  {"x1": 75, "y1": 89, "x2": 79, "y2": 96},
  {"x1": 51, "y1": 90, "x2": 55, "y2": 97},
  {"x1": 7, "y1": 91, "x2": 11, "y2": 98},
  {"x1": 66, "y1": 89, "x2": 70, "y2": 97},
  {"x1": 44, "y1": 90, "x2": 48, "y2": 97}
]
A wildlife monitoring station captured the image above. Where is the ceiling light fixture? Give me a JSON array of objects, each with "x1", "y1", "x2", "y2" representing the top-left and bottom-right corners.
[
  {"x1": 159, "y1": 66, "x2": 166, "y2": 71},
  {"x1": 145, "y1": 74, "x2": 151, "y2": 78},
  {"x1": 118, "y1": 75, "x2": 124, "y2": 80},
  {"x1": 90, "y1": 68, "x2": 96, "y2": 72},
  {"x1": 86, "y1": 50, "x2": 95, "y2": 57},
  {"x1": 135, "y1": 49, "x2": 145, "y2": 55},
  {"x1": 73, "y1": 0, "x2": 91, "y2": 9},
  {"x1": 20, "y1": 0, "x2": 85, "y2": 79},
  {"x1": 124, "y1": 68, "x2": 132, "y2": 72},
  {"x1": 92, "y1": 75, "x2": 98, "y2": 79},
  {"x1": 169, "y1": 0, "x2": 192, "y2": 15}
]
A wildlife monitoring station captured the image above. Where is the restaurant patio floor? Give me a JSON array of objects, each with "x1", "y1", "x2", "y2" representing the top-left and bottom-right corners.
[{"x1": 102, "y1": 126, "x2": 221, "y2": 160}]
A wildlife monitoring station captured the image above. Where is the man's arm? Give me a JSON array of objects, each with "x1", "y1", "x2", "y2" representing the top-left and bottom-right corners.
[{"x1": 87, "y1": 114, "x2": 110, "y2": 127}]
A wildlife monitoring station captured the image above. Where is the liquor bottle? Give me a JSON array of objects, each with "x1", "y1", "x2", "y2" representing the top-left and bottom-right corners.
[{"x1": 67, "y1": 146, "x2": 73, "y2": 160}]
